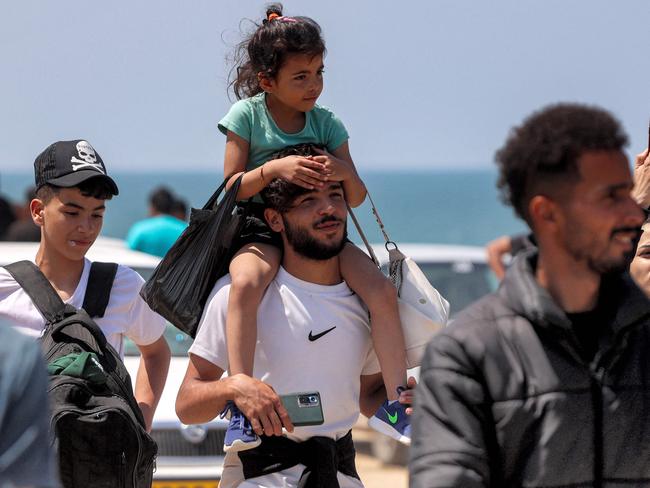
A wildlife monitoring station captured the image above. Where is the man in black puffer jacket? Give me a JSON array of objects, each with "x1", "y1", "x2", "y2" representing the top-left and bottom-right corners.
[{"x1": 410, "y1": 103, "x2": 650, "y2": 488}]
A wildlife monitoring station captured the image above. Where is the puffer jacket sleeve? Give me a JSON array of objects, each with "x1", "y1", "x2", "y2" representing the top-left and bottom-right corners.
[{"x1": 409, "y1": 331, "x2": 494, "y2": 488}]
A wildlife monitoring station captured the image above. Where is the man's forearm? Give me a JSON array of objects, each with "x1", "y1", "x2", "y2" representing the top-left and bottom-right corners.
[{"x1": 176, "y1": 375, "x2": 234, "y2": 425}]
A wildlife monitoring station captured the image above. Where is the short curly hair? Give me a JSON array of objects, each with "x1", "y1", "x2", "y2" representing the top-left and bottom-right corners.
[{"x1": 496, "y1": 103, "x2": 628, "y2": 225}]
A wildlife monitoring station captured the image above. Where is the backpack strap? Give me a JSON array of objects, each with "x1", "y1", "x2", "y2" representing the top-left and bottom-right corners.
[
  {"x1": 83, "y1": 262, "x2": 118, "y2": 318},
  {"x1": 4, "y1": 261, "x2": 67, "y2": 324}
]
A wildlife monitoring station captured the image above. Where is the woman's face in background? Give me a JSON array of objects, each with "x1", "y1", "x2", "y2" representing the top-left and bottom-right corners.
[{"x1": 630, "y1": 224, "x2": 650, "y2": 297}]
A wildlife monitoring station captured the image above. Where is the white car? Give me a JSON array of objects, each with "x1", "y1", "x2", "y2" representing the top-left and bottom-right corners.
[{"x1": 1, "y1": 238, "x2": 497, "y2": 475}]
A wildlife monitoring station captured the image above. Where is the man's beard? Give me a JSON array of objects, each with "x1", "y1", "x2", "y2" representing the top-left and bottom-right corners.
[
  {"x1": 283, "y1": 215, "x2": 346, "y2": 261},
  {"x1": 566, "y1": 225, "x2": 641, "y2": 275}
]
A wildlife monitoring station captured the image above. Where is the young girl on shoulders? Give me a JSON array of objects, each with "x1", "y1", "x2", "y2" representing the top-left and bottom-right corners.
[{"x1": 218, "y1": 3, "x2": 410, "y2": 452}]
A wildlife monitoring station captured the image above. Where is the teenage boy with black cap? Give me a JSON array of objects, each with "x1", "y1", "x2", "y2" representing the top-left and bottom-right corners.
[{"x1": 0, "y1": 139, "x2": 170, "y2": 432}]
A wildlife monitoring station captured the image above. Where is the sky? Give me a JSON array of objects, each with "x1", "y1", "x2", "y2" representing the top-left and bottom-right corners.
[{"x1": 1, "y1": 0, "x2": 649, "y2": 173}]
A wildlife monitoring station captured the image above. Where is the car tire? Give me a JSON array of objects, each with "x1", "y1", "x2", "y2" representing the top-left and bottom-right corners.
[{"x1": 370, "y1": 435, "x2": 409, "y2": 465}]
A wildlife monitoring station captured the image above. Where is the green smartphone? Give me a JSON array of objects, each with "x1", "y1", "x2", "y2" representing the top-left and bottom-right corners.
[{"x1": 280, "y1": 391, "x2": 324, "y2": 426}]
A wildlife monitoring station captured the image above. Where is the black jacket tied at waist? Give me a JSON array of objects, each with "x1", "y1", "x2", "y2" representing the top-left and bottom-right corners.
[{"x1": 238, "y1": 430, "x2": 359, "y2": 488}]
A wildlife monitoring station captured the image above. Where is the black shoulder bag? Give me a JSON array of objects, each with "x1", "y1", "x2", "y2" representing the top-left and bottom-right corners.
[{"x1": 140, "y1": 174, "x2": 248, "y2": 337}]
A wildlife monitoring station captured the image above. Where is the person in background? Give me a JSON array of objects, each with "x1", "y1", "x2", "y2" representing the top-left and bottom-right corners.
[
  {"x1": 0, "y1": 175, "x2": 16, "y2": 241},
  {"x1": 170, "y1": 196, "x2": 188, "y2": 222},
  {"x1": 629, "y1": 147, "x2": 650, "y2": 295},
  {"x1": 5, "y1": 186, "x2": 40, "y2": 242},
  {"x1": 630, "y1": 220, "x2": 650, "y2": 295},
  {"x1": 126, "y1": 186, "x2": 188, "y2": 257},
  {"x1": 410, "y1": 104, "x2": 650, "y2": 487},
  {"x1": 0, "y1": 325, "x2": 59, "y2": 487},
  {"x1": 485, "y1": 232, "x2": 533, "y2": 280}
]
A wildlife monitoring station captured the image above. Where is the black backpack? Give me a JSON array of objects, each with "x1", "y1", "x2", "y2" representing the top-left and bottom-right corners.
[{"x1": 4, "y1": 261, "x2": 157, "y2": 488}]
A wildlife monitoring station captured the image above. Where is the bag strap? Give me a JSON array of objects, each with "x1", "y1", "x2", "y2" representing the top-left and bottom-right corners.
[
  {"x1": 82, "y1": 262, "x2": 118, "y2": 318},
  {"x1": 347, "y1": 188, "x2": 406, "y2": 267},
  {"x1": 5, "y1": 260, "x2": 113, "y2": 348},
  {"x1": 203, "y1": 177, "x2": 230, "y2": 210},
  {"x1": 4, "y1": 261, "x2": 68, "y2": 324},
  {"x1": 347, "y1": 204, "x2": 380, "y2": 267},
  {"x1": 365, "y1": 190, "x2": 393, "y2": 245},
  {"x1": 5, "y1": 260, "x2": 118, "y2": 321},
  {"x1": 204, "y1": 173, "x2": 245, "y2": 211}
]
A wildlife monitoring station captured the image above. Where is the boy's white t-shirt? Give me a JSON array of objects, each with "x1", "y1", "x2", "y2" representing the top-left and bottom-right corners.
[
  {"x1": 0, "y1": 258, "x2": 166, "y2": 356},
  {"x1": 190, "y1": 267, "x2": 379, "y2": 487}
]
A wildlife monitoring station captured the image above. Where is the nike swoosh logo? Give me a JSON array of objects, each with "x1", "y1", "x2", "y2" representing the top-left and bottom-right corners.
[
  {"x1": 386, "y1": 410, "x2": 398, "y2": 424},
  {"x1": 308, "y1": 326, "x2": 337, "y2": 342}
]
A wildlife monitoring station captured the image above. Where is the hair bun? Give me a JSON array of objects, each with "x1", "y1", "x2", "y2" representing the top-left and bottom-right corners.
[{"x1": 265, "y1": 3, "x2": 283, "y2": 22}]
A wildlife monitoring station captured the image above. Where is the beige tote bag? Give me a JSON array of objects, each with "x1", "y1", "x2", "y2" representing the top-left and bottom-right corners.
[{"x1": 348, "y1": 194, "x2": 449, "y2": 368}]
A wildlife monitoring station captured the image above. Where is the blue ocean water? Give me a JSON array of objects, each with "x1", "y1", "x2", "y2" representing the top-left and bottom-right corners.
[{"x1": 0, "y1": 171, "x2": 527, "y2": 247}]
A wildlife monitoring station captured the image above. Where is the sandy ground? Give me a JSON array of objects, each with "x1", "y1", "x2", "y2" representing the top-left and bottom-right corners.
[
  {"x1": 353, "y1": 425, "x2": 408, "y2": 488},
  {"x1": 356, "y1": 451, "x2": 408, "y2": 487}
]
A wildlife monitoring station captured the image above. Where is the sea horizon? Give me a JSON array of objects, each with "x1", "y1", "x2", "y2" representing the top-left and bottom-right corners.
[{"x1": 0, "y1": 169, "x2": 527, "y2": 247}]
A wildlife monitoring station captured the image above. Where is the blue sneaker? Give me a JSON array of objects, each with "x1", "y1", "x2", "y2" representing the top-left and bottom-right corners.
[
  {"x1": 367, "y1": 387, "x2": 411, "y2": 445},
  {"x1": 220, "y1": 401, "x2": 261, "y2": 452}
]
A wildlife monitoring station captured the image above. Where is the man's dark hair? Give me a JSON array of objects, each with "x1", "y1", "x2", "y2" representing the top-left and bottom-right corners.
[
  {"x1": 262, "y1": 143, "x2": 325, "y2": 213},
  {"x1": 170, "y1": 197, "x2": 188, "y2": 221},
  {"x1": 149, "y1": 186, "x2": 175, "y2": 214},
  {"x1": 496, "y1": 103, "x2": 628, "y2": 225},
  {"x1": 36, "y1": 178, "x2": 116, "y2": 204}
]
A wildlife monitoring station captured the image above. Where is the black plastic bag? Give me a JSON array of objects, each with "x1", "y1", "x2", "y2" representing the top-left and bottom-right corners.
[{"x1": 140, "y1": 174, "x2": 247, "y2": 337}]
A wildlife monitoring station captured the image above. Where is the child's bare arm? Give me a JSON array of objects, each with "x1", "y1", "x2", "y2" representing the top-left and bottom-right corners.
[
  {"x1": 224, "y1": 131, "x2": 267, "y2": 200},
  {"x1": 224, "y1": 131, "x2": 329, "y2": 200},
  {"x1": 340, "y1": 244, "x2": 406, "y2": 399}
]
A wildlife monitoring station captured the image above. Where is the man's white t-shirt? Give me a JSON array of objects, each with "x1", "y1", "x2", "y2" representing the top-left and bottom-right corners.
[
  {"x1": 0, "y1": 258, "x2": 166, "y2": 356},
  {"x1": 190, "y1": 267, "x2": 380, "y2": 488}
]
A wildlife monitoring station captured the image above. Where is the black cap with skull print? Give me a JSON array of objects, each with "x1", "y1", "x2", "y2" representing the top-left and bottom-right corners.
[{"x1": 34, "y1": 139, "x2": 119, "y2": 195}]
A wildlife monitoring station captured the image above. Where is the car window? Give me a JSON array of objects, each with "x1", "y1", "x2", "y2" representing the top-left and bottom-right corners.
[
  {"x1": 387, "y1": 261, "x2": 497, "y2": 316},
  {"x1": 124, "y1": 323, "x2": 193, "y2": 357}
]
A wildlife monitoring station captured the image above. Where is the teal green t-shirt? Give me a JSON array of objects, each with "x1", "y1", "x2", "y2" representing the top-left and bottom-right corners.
[
  {"x1": 126, "y1": 215, "x2": 187, "y2": 258},
  {"x1": 218, "y1": 92, "x2": 349, "y2": 171}
]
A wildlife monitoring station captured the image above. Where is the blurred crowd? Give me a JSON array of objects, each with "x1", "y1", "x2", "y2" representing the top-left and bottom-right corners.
[
  {"x1": 0, "y1": 184, "x2": 40, "y2": 242},
  {"x1": 0, "y1": 181, "x2": 189, "y2": 259}
]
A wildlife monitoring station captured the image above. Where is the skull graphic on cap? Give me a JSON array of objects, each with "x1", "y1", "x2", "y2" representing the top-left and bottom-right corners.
[{"x1": 71, "y1": 141, "x2": 104, "y2": 174}]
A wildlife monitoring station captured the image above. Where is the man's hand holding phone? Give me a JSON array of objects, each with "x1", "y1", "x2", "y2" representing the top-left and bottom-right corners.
[{"x1": 228, "y1": 374, "x2": 294, "y2": 436}]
